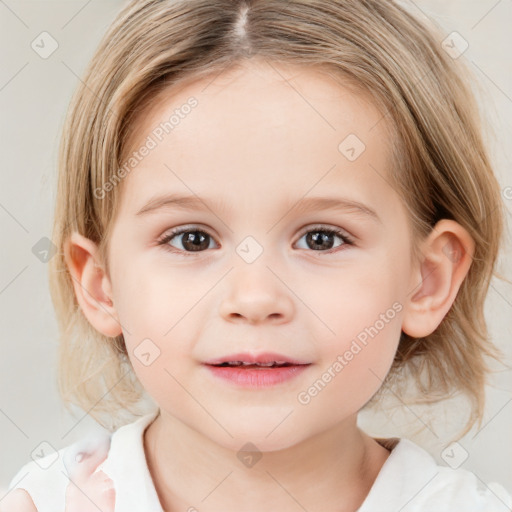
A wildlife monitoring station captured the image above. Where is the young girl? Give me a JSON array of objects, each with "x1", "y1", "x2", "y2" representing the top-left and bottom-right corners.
[{"x1": 3, "y1": 0, "x2": 511, "y2": 510}]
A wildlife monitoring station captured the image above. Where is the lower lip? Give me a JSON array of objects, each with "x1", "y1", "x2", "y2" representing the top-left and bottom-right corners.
[{"x1": 203, "y1": 364, "x2": 311, "y2": 388}]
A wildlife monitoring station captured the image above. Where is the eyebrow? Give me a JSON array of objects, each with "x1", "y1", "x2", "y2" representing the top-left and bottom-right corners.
[{"x1": 135, "y1": 193, "x2": 381, "y2": 223}]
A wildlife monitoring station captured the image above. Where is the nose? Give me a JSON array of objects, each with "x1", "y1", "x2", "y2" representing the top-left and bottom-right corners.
[{"x1": 219, "y1": 263, "x2": 295, "y2": 325}]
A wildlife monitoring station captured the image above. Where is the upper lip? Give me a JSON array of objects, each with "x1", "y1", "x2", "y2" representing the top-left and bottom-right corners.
[{"x1": 203, "y1": 352, "x2": 311, "y2": 365}]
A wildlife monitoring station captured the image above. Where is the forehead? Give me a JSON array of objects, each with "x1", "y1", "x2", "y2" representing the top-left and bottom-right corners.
[{"x1": 117, "y1": 58, "x2": 396, "y2": 216}]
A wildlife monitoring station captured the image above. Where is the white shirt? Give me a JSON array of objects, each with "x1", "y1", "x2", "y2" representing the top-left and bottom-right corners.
[{"x1": 8, "y1": 409, "x2": 512, "y2": 511}]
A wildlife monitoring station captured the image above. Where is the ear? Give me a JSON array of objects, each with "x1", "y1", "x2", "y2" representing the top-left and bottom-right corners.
[
  {"x1": 402, "y1": 219, "x2": 475, "y2": 338},
  {"x1": 63, "y1": 232, "x2": 123, "y2": 338}
]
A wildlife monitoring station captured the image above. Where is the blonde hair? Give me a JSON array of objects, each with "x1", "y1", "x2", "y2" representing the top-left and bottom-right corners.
[{"x1": 50, "y1": 0, "x2": 506, "y2": 434}]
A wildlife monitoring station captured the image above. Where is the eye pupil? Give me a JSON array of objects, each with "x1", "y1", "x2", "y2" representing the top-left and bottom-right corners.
[
  {"x1": 182, "y1": 231, "x2": 209, "y2": 251},
  {"x1": 306, "y1": 230, "x2": 336, "y2": 250}
]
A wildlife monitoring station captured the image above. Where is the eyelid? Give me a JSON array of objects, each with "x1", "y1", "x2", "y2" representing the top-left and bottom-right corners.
[
  {"x1": 294, "y1": 223, "x2": 354, "y2": 244},
  {"x1": 157, "y1": 224, "x2": 220, "y2": 250},
  {"x1": 158, "y1": 223, "x2": 216, "y2": 237}
]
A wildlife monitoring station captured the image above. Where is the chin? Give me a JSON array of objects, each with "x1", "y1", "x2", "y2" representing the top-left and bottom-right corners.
[{"x1": 211, "y1": 423, "x2": 305, "y2": 454}]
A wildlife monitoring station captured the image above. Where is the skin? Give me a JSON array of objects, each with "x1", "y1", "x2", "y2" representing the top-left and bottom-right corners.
[{"x1": 56, "y1": 58, "x2": 474, "y2": 512}]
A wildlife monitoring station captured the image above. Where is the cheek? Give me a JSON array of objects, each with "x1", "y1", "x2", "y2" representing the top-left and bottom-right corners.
[
  {"x1": 297, "y1": 289, "x2": 404, "y2": 418},
  {"x1": 296, "y1": 248, "x2": 409, "y2": 404},
  {"x1": 110, "y1": 256, "x2": 206, "y2": 390},
  {"x1": 109, "y1": 257, "x2": 180, "y2": 366},
  {"x1": 303, "y1": 249, "x2": 408, "y2": 343},
  {"x1": 112, "y1": 251, "x2": 189, "y2": 333}
]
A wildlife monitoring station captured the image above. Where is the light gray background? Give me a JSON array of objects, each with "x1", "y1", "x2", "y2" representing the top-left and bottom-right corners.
[{"x1": 1, "y1": 0, "x2": 511, "y2": 498}]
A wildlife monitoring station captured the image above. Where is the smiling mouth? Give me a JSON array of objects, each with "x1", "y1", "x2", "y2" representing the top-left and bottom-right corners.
[
  {"x1": 211, "y1": 361, "x2": 297, "y2": 369},
  {"x1": 204, "y1": 361, "x2": 311, "y2": 388}
]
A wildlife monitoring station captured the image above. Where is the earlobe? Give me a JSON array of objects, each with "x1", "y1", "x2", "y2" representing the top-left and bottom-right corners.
[
  {"x1": 401, "y1": 219, "x2": 475, "y2": 338},
  {"x1": 64, "y1": 232, "x2": 122, "y2": 338}
]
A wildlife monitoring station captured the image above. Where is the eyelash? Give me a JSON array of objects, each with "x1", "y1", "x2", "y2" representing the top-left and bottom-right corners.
[{"x1": 157, "y1": 224, "x2": 355, "y2": 257}]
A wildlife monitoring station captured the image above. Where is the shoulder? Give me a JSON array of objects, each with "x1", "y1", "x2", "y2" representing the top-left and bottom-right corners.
[
  {"x1": 5, "y1": 411, "x2": 160, "y2": 512},
  {"x1": 6, "y1": 430, "x2": 113, "y2": 512},
  {"x1": 421, "y1": 463, "x2": 512, "y2": 511},
  {"x1": 360, "y1": 437, "x2": 512, "y2": 512},
  {"x1": 0, "y1": 489, "x2": 38, "y2": 512},
  {"x1": 397, "y1": 438, "x2": 512, "y2": 511}
]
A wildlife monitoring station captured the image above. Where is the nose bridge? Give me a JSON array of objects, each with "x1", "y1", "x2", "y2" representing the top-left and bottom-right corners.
[{"x1": 219, "y1": 246, "x2": 295, "y2": 324}]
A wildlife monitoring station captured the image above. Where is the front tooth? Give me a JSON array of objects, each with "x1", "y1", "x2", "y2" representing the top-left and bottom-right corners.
[
  {"x1": 239, "y1": 361, "x2": 275, "y2": 366},
  {"x1": 226, "y1": 361, "x2": 243, "y2": 366}
]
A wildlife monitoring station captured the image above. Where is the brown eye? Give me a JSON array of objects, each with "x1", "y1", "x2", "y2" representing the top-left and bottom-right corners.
[
  {"x1": 159, "y1": 227, "x2": 218, "y2": 254},
  {"x1": 295, "y1": 226, "x2": 353, "y2": 253}
]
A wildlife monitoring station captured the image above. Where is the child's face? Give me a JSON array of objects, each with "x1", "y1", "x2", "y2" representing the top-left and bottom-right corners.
[{"x1": 106, "y1": 59, "x2": 416, "y2": 449}]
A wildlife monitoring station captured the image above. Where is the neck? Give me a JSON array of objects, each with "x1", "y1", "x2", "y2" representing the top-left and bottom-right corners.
[{"x1": 143, "y1": 410, "x2": 390, "y2": 512}]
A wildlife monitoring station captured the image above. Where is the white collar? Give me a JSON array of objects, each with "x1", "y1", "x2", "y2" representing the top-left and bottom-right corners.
[
  {"x1": 99, "y1": 409, "x2": 163, "y2": 512},
  {"x1": 97, "y1": 412, "x2": 506, "y2": 512},
  {"x1": 357, "y1": 437, "x2": 439, "y2": 511}
]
